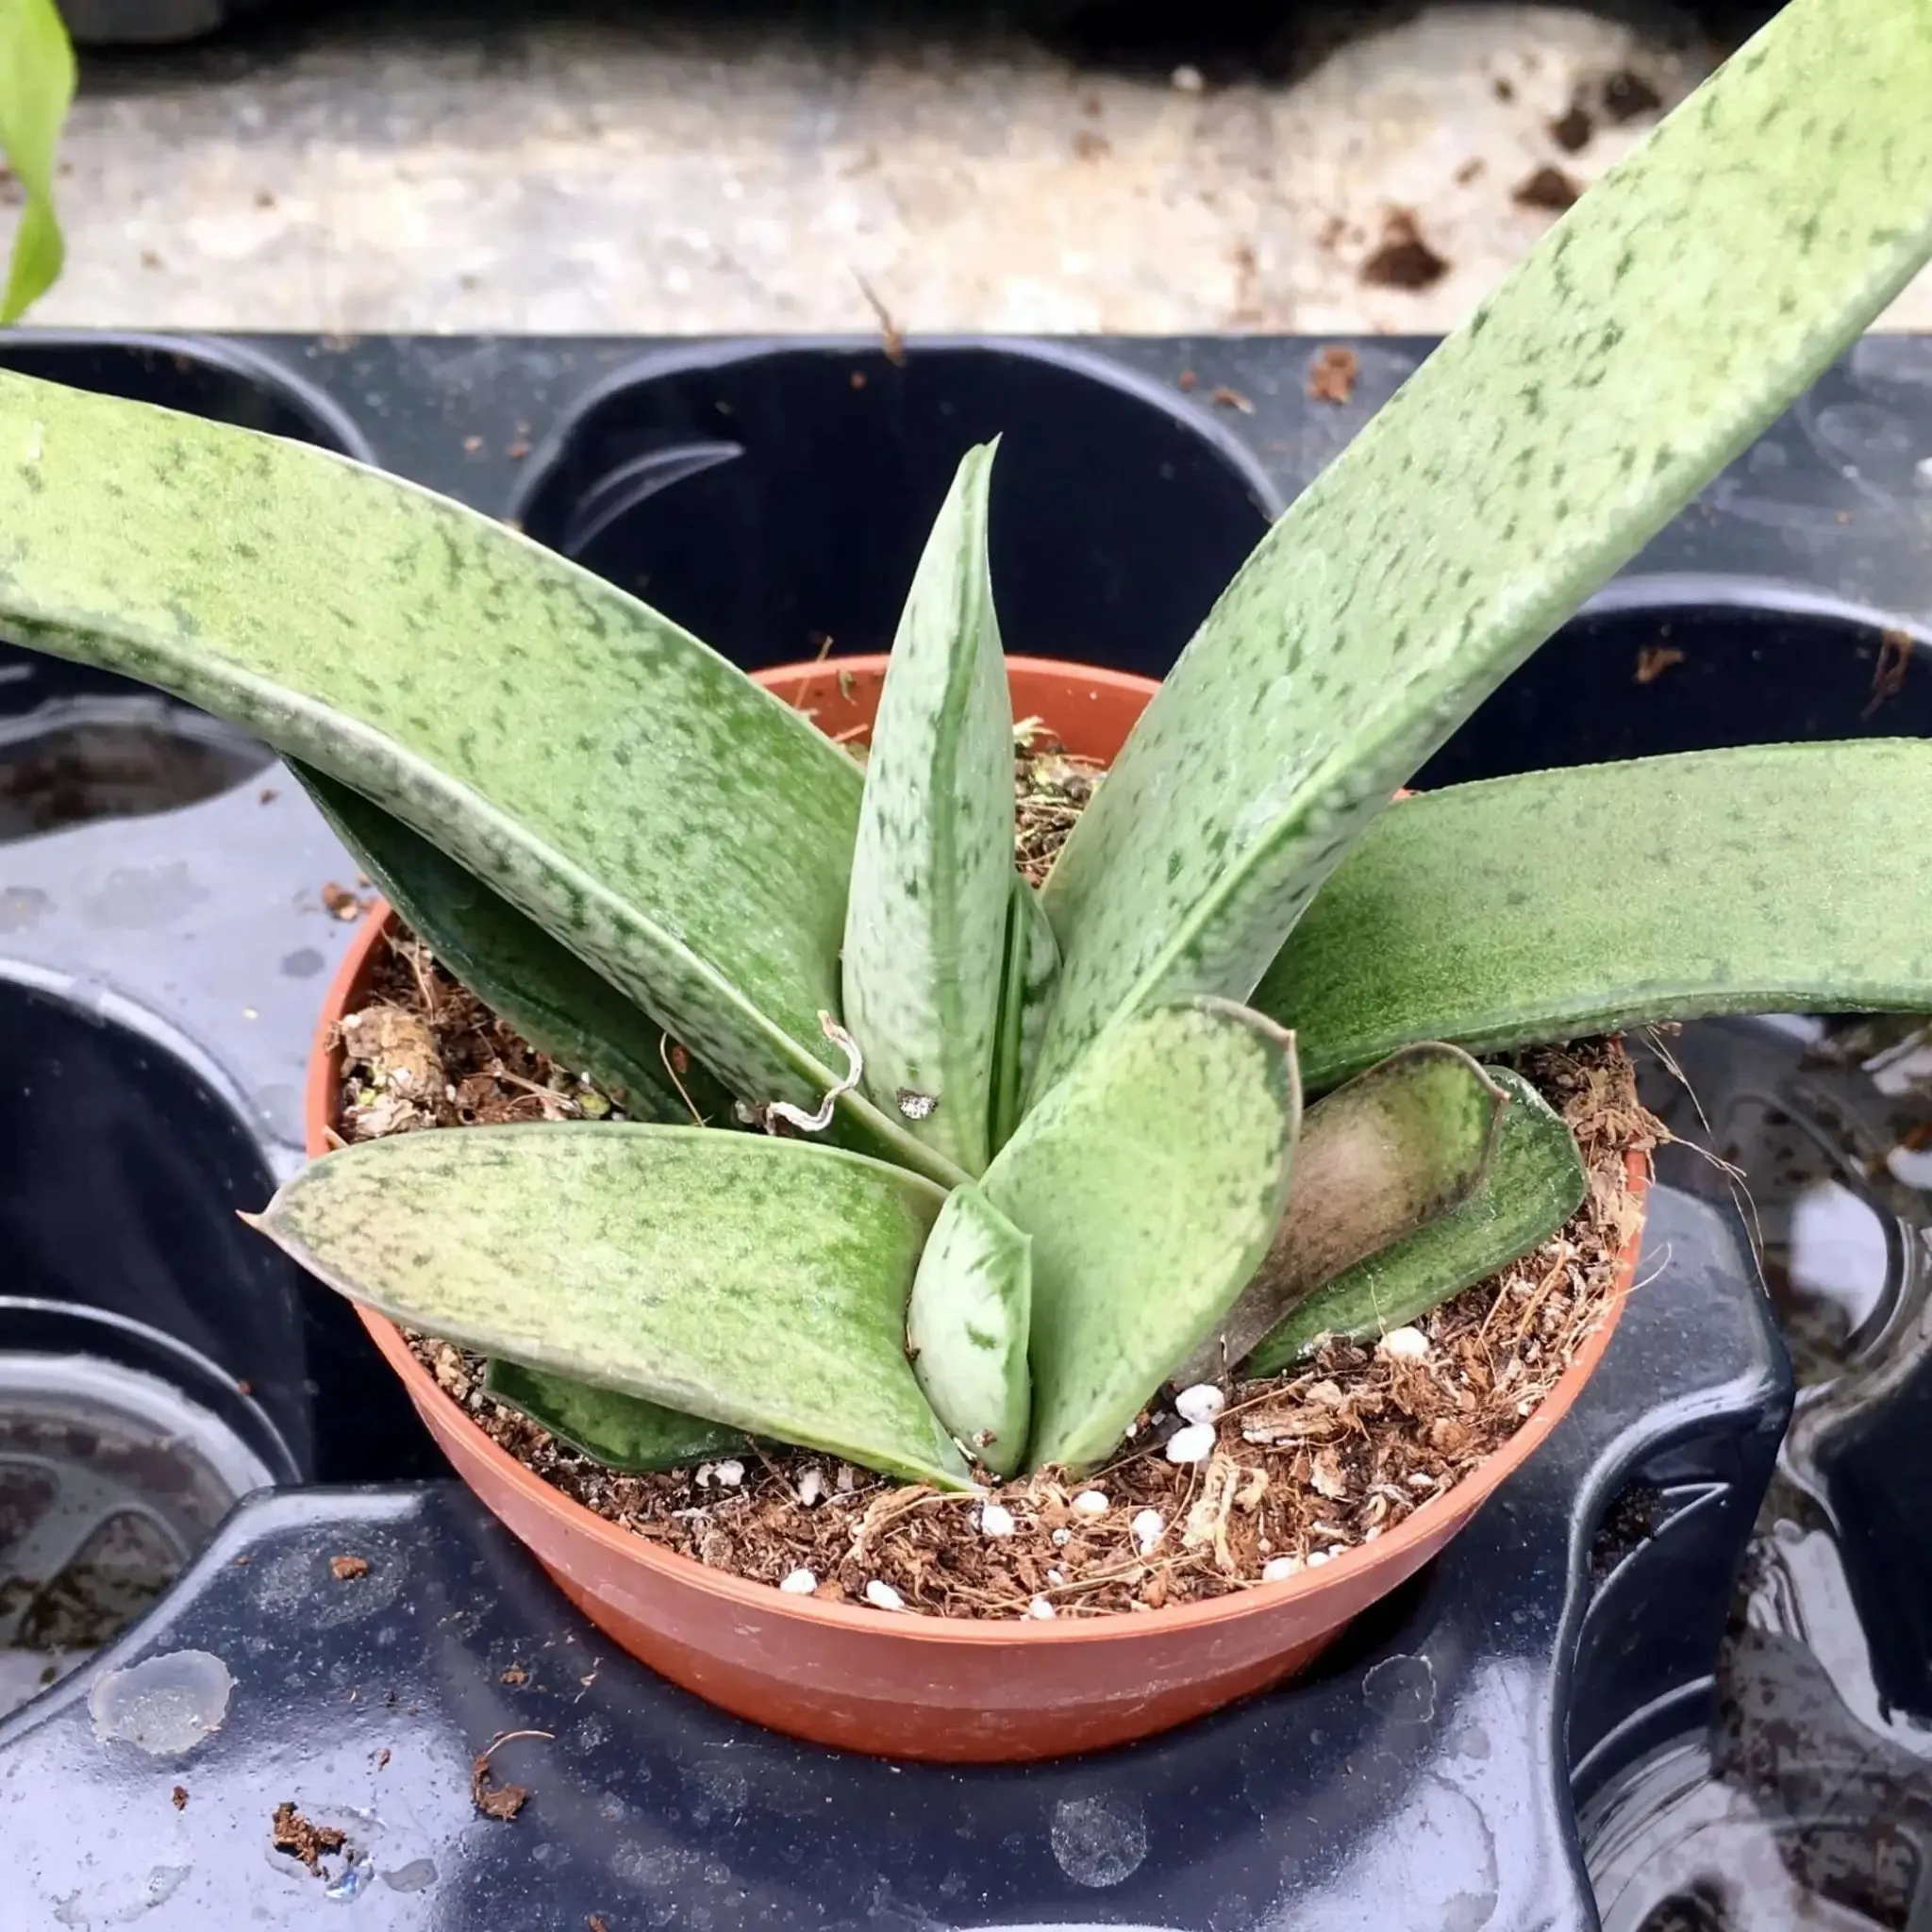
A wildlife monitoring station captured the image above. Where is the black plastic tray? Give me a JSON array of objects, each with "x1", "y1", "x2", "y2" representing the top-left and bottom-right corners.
[{"x1": 1, "y1": 327, "x2": 1928, "y2": 1929}]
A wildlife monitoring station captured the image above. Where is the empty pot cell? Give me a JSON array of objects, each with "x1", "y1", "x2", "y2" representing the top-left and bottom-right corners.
[
  {"x1": 1417, "y1": 593, "x2": 1931, "y2": 785},
  {"x1": 0, "y1": 1301, "x2": 292, "y2": 1718},
  {"x1": 514, "y1": 341, "x2": 1275, "y2": 675},
  {"x1": 0, "y1": 978, "x2": 437, "y2": 1492},
  {"x1": 0, "y1": 339, "x2": 368, "y2": 839}
]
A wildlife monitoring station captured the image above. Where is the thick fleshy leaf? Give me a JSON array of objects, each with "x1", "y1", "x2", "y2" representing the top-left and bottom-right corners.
[
  {"x1": 984, "y1": 999, "x2": 1300, "y2": 1473},
  {"x1": 301, "y1": 765, "x2": 733, "y2": 1124},
  {"x1": 485, "y1": 1359, "x2": 750, "y2": 1472},
  {"x1": 253, "y1": 1124, "x2": 972, "y2": 1488},
  {"x1": 0, "y1": 371, "x2": 960, "y2": 1185},
  {"x1": 990, "y1": 875, "x2": 1060, "y2": 1156},
  {"x1": 841, "y1": 442, "x2": 1012, "y2": 1175},
  {"x1": 906, "y1": 1183, "x2": 1033, "y2": 1477},
  {"x1": 1176, "y1": 1043, "x2": 1504, "y2": 1386},
  {"x1": 0, "y1": 0, "x2": 74, "y2": 323},
  {"x1": 1258, "y1": 741, "x2": 1932, "y2": 1092},
  {"x1": 1032, "y1": 0, "x2": 1932, "y2": 1102},
  {"x1": 1248, "y1": 1070, "x2": 1587, "y2": 1374}
]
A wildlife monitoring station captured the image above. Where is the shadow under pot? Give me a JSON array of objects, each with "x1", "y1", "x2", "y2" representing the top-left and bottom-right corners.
[{"x1": 302, "y1": 656, "x2": 1643, "y2": 1763}]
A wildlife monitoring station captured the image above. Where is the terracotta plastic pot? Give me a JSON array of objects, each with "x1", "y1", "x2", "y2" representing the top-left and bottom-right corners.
[{"x1": 306, "y1": 654, "x2": 1642, "y2": 1763}]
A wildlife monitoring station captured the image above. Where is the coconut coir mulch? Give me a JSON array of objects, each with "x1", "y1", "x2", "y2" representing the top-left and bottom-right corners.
[{"x1": 331, "y1": 731, "x2": 1657, "y2": 1622}]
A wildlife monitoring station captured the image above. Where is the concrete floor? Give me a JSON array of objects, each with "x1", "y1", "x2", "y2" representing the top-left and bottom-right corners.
[{"x1": 17, "y1": 2, "x2": 1932, "y2": 335}]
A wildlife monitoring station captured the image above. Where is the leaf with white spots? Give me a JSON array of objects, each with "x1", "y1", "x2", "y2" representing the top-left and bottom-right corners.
[
  {"x1": 1177, "y1": 1043, "x2": 1505, "y2": 1384},
  {"x1": 1258, "y1": 743, "x2": 1932, "y2": 1091},
  {"x1": 841, "y1": 442, "x2": 1014, "y2": 1175},
  {"x1": 254, "y1": 1124, "x2": 972, "y2": 1488},
  {"x1": 983, "y1": 999, "x2": 1300, "y2": 1472},
  {"x1": 0, "y1": 369, "x2": 957, "y2": 1184},
  {"x1": 1248, "y1": 1069, "x2": 1586, "y2": 1374},
  {"x1": 1033, "y1": 0, "x2": 1932, "y2": 1101},
  {"x1": 906, "y1": 1183, "x2": 1033, "y2": 1477},
  {"x1": 303, "y1": 766, "x2": 726, "y2": 1124}
]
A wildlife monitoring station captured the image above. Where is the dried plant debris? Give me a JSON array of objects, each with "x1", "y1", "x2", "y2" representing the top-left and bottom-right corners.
[
  {"x1": 368, "y1": 933, "x2": 1650, "y2": 1617},
  {"x1": 471, "y1": 1729, "x2": 550, "y2": 1821},
  {"x1": 333, "y1": 937, "x2": 627, "y2": 1141},
  {"x1": 1307, "y1": 345, "x2": 1360, "y2": 405},
  {"x1": 272, "y1": 1801, "x2": 348, "y2": 1873}
]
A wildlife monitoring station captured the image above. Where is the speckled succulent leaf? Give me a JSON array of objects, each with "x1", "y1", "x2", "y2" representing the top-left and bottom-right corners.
[
  {"x1": 1248, "y1": 1071, "x2": 1586, "y2": 1374},
  {"x1": 0, "y1": 373, "x2": 964, "y2": 1183},
  {"x1": 253, "y1": 1124, "x2": 972, "y2": 1488},
  {"x1": 484, "y1": 1359, "x2": 751, "y2": 1473},
  {"x1": 1032, "y1": 0, "x2": 1932, "y2": 1102},
  {"x1": 990, "y1": 876, "x2": 1060, "y2": 1156},
  {"x1": 983, "y1": 999, "x2": 1301, "y2": 1473},
  {"x1": 301, "y1": 765, "x2": 729, "y2": 1126},
  {"x1": 1257, "y1": 741, "x2": 1932, "y2": 1092},
  {"x1": 0, "y1": 0, "x2": 74, "y2": 323},
  {"x1": 1176, "y1": 1043, "x2": 1505, "y2": 1386},
  {"x1": 905, "y1": 1183, "x2": 1033, "y2": 1478},
  {"x1": 841, "y1": 442, "x2": 1013, "y2": 1175}
]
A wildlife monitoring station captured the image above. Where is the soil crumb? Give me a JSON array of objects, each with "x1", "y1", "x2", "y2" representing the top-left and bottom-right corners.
[
  {"x1": 1307, "y1": 345, "x2": 1360, "y2": 405},
  {"x1": 1012, "y1": 724, "x2": 1106, "y2": 887},
  {"x1": 1549, "y1": 102, "x2": 1594, "y2": 152},
  {"x1": 1635, "y1": 644, "x2": 1685, "y2": 685},
  {"x1": 272, "y1": 1801, "x2": 347, "y2": 1872},
  {"x1": 328, "y1": 1554, "x2": 369, "y2": 1581},
  {"x1": 1359, "y1": 211, "x2": 1449, "y2": 291},
  {"x1": 1513, "y1": 166, "x2": 1581, "y2": 213},
  {"x1": 346, "y1": 958, "x2": 1651, "y2": 1618},
  {"x1": 1600, "y1": 69, "x2": 1662, "y2": 123}
]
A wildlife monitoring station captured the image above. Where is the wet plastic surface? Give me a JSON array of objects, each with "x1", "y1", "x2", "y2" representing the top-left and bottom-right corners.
[{"x1": 0, "y1": 328, "x2": 1926, "y2": 1926}]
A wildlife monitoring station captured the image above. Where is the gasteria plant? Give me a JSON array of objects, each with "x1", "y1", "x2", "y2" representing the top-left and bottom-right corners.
[{"x1": 2, "y1": 0, "x2": 1931, "y2": 1498}]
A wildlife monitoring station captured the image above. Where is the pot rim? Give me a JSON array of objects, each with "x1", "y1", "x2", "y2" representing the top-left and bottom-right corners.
[{"x1": 305, "y1": 652, "x2": 1643, "y2": 1651}]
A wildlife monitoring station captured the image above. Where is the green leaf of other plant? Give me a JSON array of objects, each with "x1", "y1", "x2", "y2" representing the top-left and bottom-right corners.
[
  {"x1": 485, "y1": 1358, "x2": 751, "y2": 1473},
  {"x1": 1258, "y1": 741, "x2": 1932, "y2": 1092},
  {"x1": 300, "y1": 765, "x2": 729, "y2": 1126},
  {"x1": 1033, "y1": 0, "x2": 1932, "y2": 1103},
  {"x1": 1247, "y1": 1069, "x2": 1587, "y2": 1374},
  {"x1": 0, "y1": 371, "x2": 961, "y2": 1186},
  {"x1": 1176, "y1": 1042, "x2": 1505, "y2": 1386},
  {"x1": 253, "y1": 1124, "x2": 972, "y2": 1489},
  {"x1": 984, "y1": 999, "x2": 1301, "y2": 1473},
  {"x1": 906, "y1": 1183, "x2": 1032, "y2": 1478},
  {"x1": 0, "y1": 0, "x2": 75, "y2": 324},
  {"x1": 841, "y1": 442, "x2": 1013, "y2": 1175}
]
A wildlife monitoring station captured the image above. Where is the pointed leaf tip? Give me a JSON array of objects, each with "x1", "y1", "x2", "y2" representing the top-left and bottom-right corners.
[{"x1": 841, "y1": 441, "x2": 1014, "y2": 1175}]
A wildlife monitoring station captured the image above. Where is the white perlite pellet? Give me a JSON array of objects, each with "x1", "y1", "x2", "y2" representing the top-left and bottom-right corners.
[
  {"x1": 1165, "y1": 1422, "x2": 1217, "y2": 1465},
  {"x1": 1377, "y1": 1326, "x2": 1430, "y2": 1361},
  {"x1": 1174, "y1": 1384, "x2": 1226, "y2": 1425},
  {"x1": 778, "y1": 1569, "x2": 818, "y2": 1594},
  {"x1": 864, "y1": 1580, "x2": 906, "y2": 1611}
]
